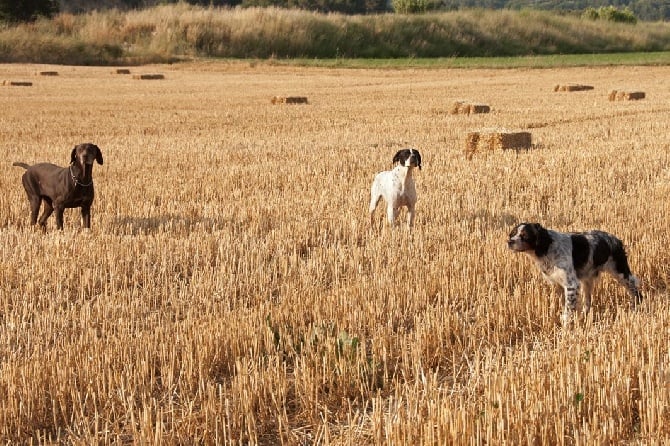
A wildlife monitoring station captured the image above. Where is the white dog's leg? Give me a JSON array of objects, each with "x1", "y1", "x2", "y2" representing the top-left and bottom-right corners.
[
  {"x1": 407, "y1": 204, "x2": 416, "y2": 228},
  {"x1": 386, "y1": 205, "x2": 397, "y2": 226},
  {"x1": 369, "y1": 187, "x2": 382, "y2": 226}
]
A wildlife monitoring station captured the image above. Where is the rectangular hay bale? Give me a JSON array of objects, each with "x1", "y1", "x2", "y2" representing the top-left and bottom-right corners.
[
  {"x1": 450, "y1": 100, "x2": 490, "y2": 115},
  {"x1": 465, "y1": 129, "x2": 532, "y2": 160},
  {"x1": 37, "y1": 71, "x2": 58, "y2": 76},
  {"x1": 271, "y1": 96, "x2": 309, "y2": 104},
  {"x1": 608, "y1": 90, "x2": 645, "y2": 101},
  {"x1": 553, "y1": 84, "x2": 594, "y2": 92},
  {"x1": 2, "y1": 80, "x2": 32, "y2": 86},
  {"x1": 132, "y1": 74, "x2": 165, "y2": 80},
  {"x1": 115, "y1": 69, "x2": 131, "y2": 74}
]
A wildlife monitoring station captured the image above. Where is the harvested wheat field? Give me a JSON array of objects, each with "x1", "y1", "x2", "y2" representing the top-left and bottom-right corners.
[{"x1": 0, "y1": 61, "x2": 669, "y2": 444}]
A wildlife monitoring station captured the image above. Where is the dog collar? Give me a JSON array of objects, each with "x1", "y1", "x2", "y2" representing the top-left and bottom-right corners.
[{"x1": 69, "y1": 164, "x2": 93, "y2": 187}]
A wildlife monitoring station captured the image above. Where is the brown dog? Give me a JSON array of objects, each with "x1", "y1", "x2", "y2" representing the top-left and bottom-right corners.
[{"x1": 13, "y1": 143, "x2": 103, "y2": 230}]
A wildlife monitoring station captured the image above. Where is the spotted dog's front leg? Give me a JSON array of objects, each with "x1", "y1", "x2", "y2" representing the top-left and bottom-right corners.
[{"x1": 561, "y1": 277, "x2": 580, "y2": 326}]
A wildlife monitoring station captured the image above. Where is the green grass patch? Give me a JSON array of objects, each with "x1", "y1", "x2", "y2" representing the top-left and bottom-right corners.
[{"x1": 265, "y1": 51, "x2": 670, "y2": 69}]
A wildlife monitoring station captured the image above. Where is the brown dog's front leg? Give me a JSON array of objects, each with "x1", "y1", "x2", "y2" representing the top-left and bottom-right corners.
[
  {"x1": 54, "y1": 207, "x2": 65, "y2": 230},
  {"x1": 81, "y1": 206, "x2": 91, "y2": 229}
]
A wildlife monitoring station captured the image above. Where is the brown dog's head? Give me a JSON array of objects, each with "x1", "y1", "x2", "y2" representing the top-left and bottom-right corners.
[
  {"x1": 507, "y1": 222, "x2": 552, "y2": 257},
  {"x1": 71, "y1": 143, "x2": 103, "y2": 166}
]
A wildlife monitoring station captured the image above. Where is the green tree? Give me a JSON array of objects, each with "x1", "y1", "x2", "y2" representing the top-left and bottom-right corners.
[
  {"x1": 241, "y1": 0, "x2": 387, "y2": 13},
  {"x1": 582, "y1": 5, "x2": 638, "y2": 23},
  {"x1": 0, "y1": 0, "x2": 59, "y2": 22},
  {"x1": 393, "y1": 0, "x2": 441, "y2": 13}
]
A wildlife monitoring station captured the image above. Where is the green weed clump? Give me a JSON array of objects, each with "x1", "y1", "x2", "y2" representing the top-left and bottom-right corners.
[{"x1": 583, "y1": 6, "x2": 638, "y2": 24}]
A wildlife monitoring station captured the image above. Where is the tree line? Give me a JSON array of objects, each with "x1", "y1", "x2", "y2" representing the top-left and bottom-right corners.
[{"x1": 2, "y1": 0, "x2": 668, "y2": 21}]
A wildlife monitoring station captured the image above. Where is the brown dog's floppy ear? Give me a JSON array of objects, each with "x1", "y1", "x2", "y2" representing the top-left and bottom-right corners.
[
  {"x1": 70, "y1": 146, "x2": 78, "y2": 164},
  {"x1": 95, "y1": 146, "x2": 104, "y2": 165}
]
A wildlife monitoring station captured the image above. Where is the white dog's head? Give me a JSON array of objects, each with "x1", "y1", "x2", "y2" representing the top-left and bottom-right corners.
[{"x1": 392, "y1": 148, "x2": 422, "y2": 170}]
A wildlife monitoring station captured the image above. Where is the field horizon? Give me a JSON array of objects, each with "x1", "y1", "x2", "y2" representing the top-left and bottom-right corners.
[{"x1": 0, "y1": 61, "x2": 669, "y2": 443}]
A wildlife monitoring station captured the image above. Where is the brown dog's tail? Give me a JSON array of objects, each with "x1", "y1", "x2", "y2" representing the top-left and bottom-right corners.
[{"x1": 12, "y1": 162, "x2": 30, "y2": 170}]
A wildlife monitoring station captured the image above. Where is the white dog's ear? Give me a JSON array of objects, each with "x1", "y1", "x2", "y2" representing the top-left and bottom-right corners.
[{"x1": 392, "y1": 150, "x2": 403, "y2": 166}]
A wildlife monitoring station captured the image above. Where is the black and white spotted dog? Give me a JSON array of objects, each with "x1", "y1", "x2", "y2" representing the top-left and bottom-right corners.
[
  {"x1": 369, "y1": 148, "x2": 422, "y2": 228},
  {"x1": 507, "y1": 222, "x2": 642, "y2": 325}
]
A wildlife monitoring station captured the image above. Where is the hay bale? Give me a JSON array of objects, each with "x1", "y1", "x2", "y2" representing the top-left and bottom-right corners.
[
  {"x1": 2, "y1": 80, "x2": 32, "y2": 86},
  {"x1": 464, "y1": 133, "x2": 481, "y2": 160},
  {"x1": 132, "y1": 74, "x2": 165, "y2": 80},
  {"x1": 465, "y1": 129, "x2": 532, "y2": 160},
  {"x1": 608, "y1": 90, "x2": 645, "y2": 101},
  {"x1": 37, "y1": 71, "x2": 58, "y2": 76},
  {"x1": 553, "y1": 83, "x2": 594, "y2": 92},
  {"x1": 470, "y1": 104, "x2": 491, "y2": 114},
  {"x1": 271, "y1": 96, "x2": 308, "y2": 104},
  {"x1": 450, "y1": 101, "x2": 490, "y2": 115},
  {"x1": 115, "y1": 69, "x2": 131, "y2": 74}
]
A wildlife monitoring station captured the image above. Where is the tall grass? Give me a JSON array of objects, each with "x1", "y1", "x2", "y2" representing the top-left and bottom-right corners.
[
  {"x1": 1, "y1": 4, "x2": 670, "y2": 64},
  {"x1": 0, "y1": 61, "x2": 669, "y2": 443}
]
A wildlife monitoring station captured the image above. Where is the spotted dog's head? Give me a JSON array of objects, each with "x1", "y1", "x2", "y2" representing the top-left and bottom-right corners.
[
  {"x1": 507, "y1": 222, "x2": 552, "y2": 257},
  {"x1": 392, "y1": 148, "x2": 422, "y2": 170}
]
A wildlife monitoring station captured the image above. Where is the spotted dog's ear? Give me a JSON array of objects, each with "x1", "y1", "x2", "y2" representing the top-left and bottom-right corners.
[
  {"x1": 532, "y1": 223, "x2": 552, "y2": 257},
  {"x1": 415, "y1": 151, "x2": 422, "y2": 170}
]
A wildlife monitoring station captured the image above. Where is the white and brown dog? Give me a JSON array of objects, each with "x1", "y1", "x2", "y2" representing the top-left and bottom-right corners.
[
  {"x1": 369, "y1": 148, "x2": 422, "y2": 228},
  {"x1": 508, "y1": 222, "x2": 642, "y2": 325}
]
